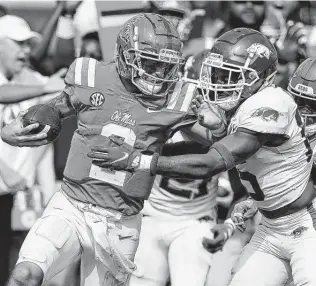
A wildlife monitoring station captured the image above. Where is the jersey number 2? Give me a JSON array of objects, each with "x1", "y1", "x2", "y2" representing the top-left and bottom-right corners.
[{"x1": 89, "y1": 123, "x2": 136, "y2": 186}]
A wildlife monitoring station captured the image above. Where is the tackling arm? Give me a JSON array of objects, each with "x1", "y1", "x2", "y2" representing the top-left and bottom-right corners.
[{"x1": 153, "y1": 129, "x2": 265, "y2": 179}]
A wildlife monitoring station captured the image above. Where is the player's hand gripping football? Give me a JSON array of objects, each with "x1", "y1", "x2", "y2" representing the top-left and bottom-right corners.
[
  {"x1": 88, "y1": 136, "x2": 157, "y2": 172},
  {"x1": 1, "y1": 110, "x2": 48, "y2": 147},
  {"x1": 231, "y1": 198, "x2": 258, "y2": 232},
  {"x1": 202, "y1": 222, "x2": 235, "y2": 253},
  {"x1": 191, "y1": 94, "x2": 226, "y2": 137}
]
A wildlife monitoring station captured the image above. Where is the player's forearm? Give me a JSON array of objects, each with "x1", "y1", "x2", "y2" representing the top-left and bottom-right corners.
[
  {"x1": 162, "y1": 141, "x2": 209, "y2": 156},
  {"x1": 0, "y1": 84, "x2": 45, "y2": 103},
  {"x1": 46, "y1": 91, "x2": 76, "y2": 119},
  {"x1": 154, "y1": 148, "x2": 227, "y2": 179}
]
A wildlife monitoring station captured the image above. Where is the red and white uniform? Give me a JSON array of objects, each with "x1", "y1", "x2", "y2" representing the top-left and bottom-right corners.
[{"x1": 17, "y1": 58, "x2": 202, "y2": 286}]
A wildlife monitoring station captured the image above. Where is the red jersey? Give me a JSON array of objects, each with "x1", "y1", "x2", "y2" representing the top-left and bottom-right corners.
[{"x1": 61, "y1": 57, "x2": 197, "y2": 215}]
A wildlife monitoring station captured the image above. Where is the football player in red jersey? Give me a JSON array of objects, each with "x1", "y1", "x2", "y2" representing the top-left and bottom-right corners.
[
  {"x1": 2, "y1": 14, "x2": 225, "y2": 286},
  {"x1": 96, "y1": 28, "x2": 316, "y2": 286},
  {"x1": 287, "y1": 57, "x2": 316, "y2": 146}
]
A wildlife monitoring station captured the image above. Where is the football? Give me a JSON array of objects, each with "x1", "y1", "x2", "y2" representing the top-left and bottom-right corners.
[{"x1": 22, "y1": 104, "x2": 62, "y2": 142}]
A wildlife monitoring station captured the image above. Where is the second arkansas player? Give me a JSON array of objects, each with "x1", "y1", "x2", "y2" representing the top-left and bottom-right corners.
[
  {"x1": 2, "y1": 14, "x2": 225, "y2": 286},
  {"x1": 129, "y1": 130, "x2": 232, "y2": 286}
]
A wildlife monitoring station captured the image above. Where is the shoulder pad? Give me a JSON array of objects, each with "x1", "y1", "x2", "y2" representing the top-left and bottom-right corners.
[
  {"x1": 235, "y1": 87, "x2": 292, "y2": 134},
  {"x1": 65, "y1": 57, "x2": 98, "y2": 87},
  {"x1": 243, "y1": 87, "x2": 294, "y2": 115}
]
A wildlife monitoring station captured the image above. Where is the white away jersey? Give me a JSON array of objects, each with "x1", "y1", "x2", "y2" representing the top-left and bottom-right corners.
[
  {"x1": 142, "y1": 132, "x2": 220, "y2": 220},
  {"x1": 228, "y1": 86, "x2": 313, "y2": 211}
]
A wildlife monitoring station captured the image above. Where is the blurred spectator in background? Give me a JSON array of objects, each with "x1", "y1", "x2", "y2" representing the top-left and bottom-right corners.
[
  {"x1": 73, "y1": 0, "x2": 100, "y2": 58},
  {"x1": 261, "y1": 1, "x2": 308, "y2": 88},
  {"x1": 185, "y1": 1, "x2": 307, "y2": 89},
  {"x1": 222, "y1": 1, "x2": 267, "y2": 32},
  {"x1": 0, "y1": 15, "x2": 65, "y2": 104},
  {"x1": 184, "y1": 1, "x2": 267, "y2": 56},
  {"x1": 52, "y1": 0, "x2": 102, "y2": 182},
  {"x1": 145, "y1": 0, "x2": 206, "y2": 69},
  {"x1": 145, "y1": 0, "x2": 205, "y2": 45},
  {"x1": 0, "y1": 3, "x2": 8, "y2": 17},
  {"x1": 29, "y1": 1, "x2": 81, "y2": 76},
  {"x1": 0, "y1": 14, "x2": 64, "y2": 285},
  {"x1": 78, "y1": 31, "x2": 102, "y2": 61}
]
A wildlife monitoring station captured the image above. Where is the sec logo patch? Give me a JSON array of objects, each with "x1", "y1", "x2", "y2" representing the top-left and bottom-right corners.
[{"x1": 90, "y1": 92, "x2": 105, "y2": 107}]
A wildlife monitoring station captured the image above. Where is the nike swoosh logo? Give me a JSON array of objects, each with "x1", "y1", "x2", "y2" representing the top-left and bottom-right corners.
[
  {"x1": 146, "y1": 108, "x2": 162, "y2": 113},
  {"x1": 111, "y1": 152, "x2": 128, "y2": 164}
]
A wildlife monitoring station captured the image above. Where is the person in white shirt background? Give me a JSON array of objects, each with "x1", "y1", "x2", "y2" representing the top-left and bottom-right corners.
[{"x1": 0, "y1": 14, "x2": 65, "y2": 285}]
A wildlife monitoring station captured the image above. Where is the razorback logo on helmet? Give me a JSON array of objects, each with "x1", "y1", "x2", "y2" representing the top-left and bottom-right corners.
[
  {"x1": 120, "y1": 14, "x2": 145, "y2": 43},
  {"x1": 250, "y1": 107, "x2": 283, "y2": 122},
  {"x1": 90, "y1": 92, "x2": 105, "y2": 107},
  {"x1": 246, "y1": 43, "x2": 271, "y2": 60}
]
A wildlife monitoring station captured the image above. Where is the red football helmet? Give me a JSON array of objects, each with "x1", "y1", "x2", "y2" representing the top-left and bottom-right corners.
[
  {"x1": 199, "y1": 28, "x2": 278, "y2": 111},
  {"x1": 288, "y1": 57, "x2": 316, "y2": 134},
  {"x1": 115, "y1": 13, "x2": 184, "y2": 98}
]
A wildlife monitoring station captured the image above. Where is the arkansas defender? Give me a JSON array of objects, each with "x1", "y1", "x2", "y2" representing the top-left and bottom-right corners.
[
  {"x1": 129, "y1": 130, "x2": 232, "y2": 286},
  {"x1": 2, "y1": 14, "x2": 225, "y2": 286},
  {"x1": 222, "y1": 57, "x2": 316, "y2": 286},
  {"x1": 98, "y1": 29, "x2": 316, "y2": 286}
]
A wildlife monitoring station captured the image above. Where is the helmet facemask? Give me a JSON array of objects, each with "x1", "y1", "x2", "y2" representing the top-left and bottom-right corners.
[
  {"x1": 198, "y1": 53, "x2": 276, "y2": 111},
  {"x1": 123, "y1": 27, "x2": 184, "y2": 98}
]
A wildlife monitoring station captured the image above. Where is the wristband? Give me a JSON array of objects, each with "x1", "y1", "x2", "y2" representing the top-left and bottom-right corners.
[
  {"x1": 149, "y1": 153, "x2": 159, "y2": 176},
  {"x1": 138, "y1": 154, "x2": 153, "y2": 171},
  {"x1": 211, "y1": 120, "x2": 227, "y2": 138}
]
